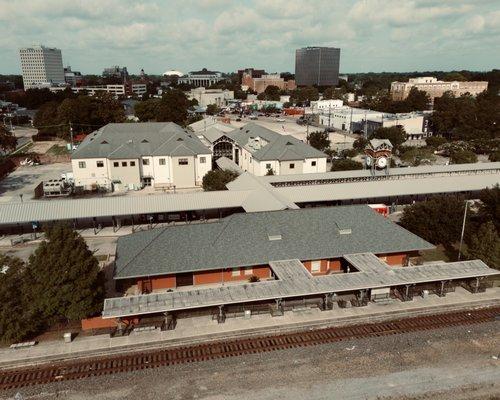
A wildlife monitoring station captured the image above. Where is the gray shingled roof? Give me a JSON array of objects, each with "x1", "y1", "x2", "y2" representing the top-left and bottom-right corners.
[
  {"x1": 227, "y1": 123, "x2": 327, "y2": 161},
  {"x1": 72, "y1": 122, "x2": 211, "y2": 160},
  {"x1": 114, "y1": 205, "x2": 434, "y2": 279}
]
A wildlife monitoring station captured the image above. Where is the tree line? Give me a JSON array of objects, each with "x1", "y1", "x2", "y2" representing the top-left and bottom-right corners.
[{"x1": 0, "y1": 224, "x2": 104, "y2": 343}]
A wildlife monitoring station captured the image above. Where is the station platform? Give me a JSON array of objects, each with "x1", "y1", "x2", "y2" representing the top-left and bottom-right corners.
[{"x1": 1, "y1": 286, "x2": 499, "y2": 369}]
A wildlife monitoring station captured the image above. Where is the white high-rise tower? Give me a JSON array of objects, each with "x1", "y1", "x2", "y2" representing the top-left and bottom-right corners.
[{"x1": 19, "y1": 45, "x2": 65, "y2": 89}]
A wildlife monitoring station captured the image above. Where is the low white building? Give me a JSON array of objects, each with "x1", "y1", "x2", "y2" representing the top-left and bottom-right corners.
[
  {"x1": 319, "y1": 106, "x2": 384, "y2": 132},
  {"x1": 199, "y1": 123, "x2": 328, "y2": 175},
  {"x1": 309, "y1": 99, "x2": 343, "y2": 114},
  {"x1": 72, "y1": 123, "x2": 212, "y2": 191},
  {"x1": 187, "y1": 87, "x2": 234, "y2": 108},
  {"x1": 50, "y1": 83, "x2": 147, "y2": 97}
]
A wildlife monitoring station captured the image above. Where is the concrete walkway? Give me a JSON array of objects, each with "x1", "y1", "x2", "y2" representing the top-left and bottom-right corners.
[{"x1": 1, "y1": 287, "x2": 499, "y2": 368}]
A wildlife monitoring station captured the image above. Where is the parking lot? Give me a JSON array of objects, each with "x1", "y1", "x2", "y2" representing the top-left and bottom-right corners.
[{"x1": 0, "y1": 162, "x2": 71, "y2": 203}]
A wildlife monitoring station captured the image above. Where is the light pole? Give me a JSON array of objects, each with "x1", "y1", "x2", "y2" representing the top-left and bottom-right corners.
[{"x1": 458, "y1": 200, "x2": 473, "y2": 261}]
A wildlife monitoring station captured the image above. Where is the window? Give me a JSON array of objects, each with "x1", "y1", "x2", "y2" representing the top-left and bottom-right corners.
[
  {"x1": 121, "y1": 161, "x2": 127, "y2": 167},
  {"x1": 142, "y1": 158, "x2": 149, "y2": 166},
  {"x1": 130, "y1": 161, "x2": 136, "y2": 167},
  {"x1": 113, "y1": 162, "x2": 119, "y2": 167},
  {"x1": 311, "y1": 161, "x2": 316, "y2": 166},
  {"x1": 231, "y1": 268, "x2": 240, "y2": 277},
  {"x1": 178, "y1": 158, "x2": 188, "y2": 165},
  {"x1": 266, "y1": 163, "x2": 271, "y2": 169},
  {"x1": 244, "y1": 267, "x2": 253, "y2": 276},
  {"x1": 159, "y1": 158, "x2": 166, "y2": 165},
  {"x1": 96, "y1": 161, "x2": 104, "y2": 168},
  {"x1": 289, "y1": 163, "x2": 295, "y2": 169},
  {"x1": 199, "y1": 157, "x2": 206, "y2": 164},
  {"x1": 311, "y1": 260, "x2": 321, "y2": 273},
  {"x1": 78, "y1": 161, "x2": 86, "y2": 168}
]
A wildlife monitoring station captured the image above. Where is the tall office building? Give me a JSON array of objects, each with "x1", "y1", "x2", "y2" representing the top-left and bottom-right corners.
[
  {"x1": 19, "y1": 45, "x2": 65, "y2": 89},
  {"x1": 295, "y1": 47, "x2": 341, "y2": 87}
]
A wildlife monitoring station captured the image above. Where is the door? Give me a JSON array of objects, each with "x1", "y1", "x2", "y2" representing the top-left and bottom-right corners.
[{"x1": 176, "y1": 272, "x2": 194, "y2": 287}]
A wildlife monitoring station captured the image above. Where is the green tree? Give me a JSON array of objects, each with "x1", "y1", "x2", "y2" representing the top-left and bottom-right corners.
[
  {"x1": 405, "y1": 87, "x2": 430, "y2": 111},
  {"x1": 330, "y1": 159, "x2": 363, "y2": 171},
  {"x1": 0, "y1": 125, "x2": 17, "y2": 152},
  {"x1": 463, "y1": 222, "x2": 500, "y2": 269},
  {"x1": 291, "y1": 86, "x2": 319, "y2": 104},
  {"x1": 308, "y1": 131, "x2": 330, "y2": 152},
  {"x1": 202, "y1": 169, "x2": 239, "y2": 191},
  {"x1": 371, "y1": 126, "x2": 407, "y2": 149},
  {"x1": 478, "y1": 185, "x2": 500, "y2": 231},
  {"x1": 26, "y1": 224, "x2": 104, "y2": 322},
  {"x1": 0, "y1": 254, "x2": 39, "y2": 342},
  {"x1": 257, "y1": 85, "x2": 280, "y2": 101},
  {"x1": 399, "y1": 147, "x2": 436, "y2": 166},
  {"x1": 489, "y1": 150, "x2": 500, "y2": 162},
  {"x1": 135, "y1": 99, "x2": 161, "y2": 121},
  {"x1": 206, "y1": 104, "x2": 219, "y2": 115},
  {"x1": 92, "y1": 92, "x2": 126, "y2": 125},
  {"x1": 156, "y1": 89, "x2": 191, "y2": 125},
  {"x1": 400, "y1": 195, "x2": 465, "y2": 245},
  {"x1": 425, "y1": 136, "x2": 447, "y2": 148},
  {"x1": 353, "y1": 137, "x2": 368, "y2": 152},
  {"x1": 33, "y1": 101, "x2": 60, "y2": 135},
  {"x1": 449, "y1": 149, "x2": 477, "y2": 164}
]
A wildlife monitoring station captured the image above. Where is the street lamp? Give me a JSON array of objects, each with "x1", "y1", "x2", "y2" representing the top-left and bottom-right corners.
[{"x1": 457, "y1": 199, "x2": 474, "y2": 261}]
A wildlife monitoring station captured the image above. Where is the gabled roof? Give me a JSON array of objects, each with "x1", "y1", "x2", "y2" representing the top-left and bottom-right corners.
[
  {"x1": 114, "y1": 205, "x2": 434, "y2": 279},
  {"x1": 369, "y1": 139, "x2": 393, "y2": 150},
  {"x1": 72, "y1": 122, "x2": 211, "y2": 160},
  {"x1": 201, "y1": 127, "x2": 231, "y2": 144},
  {"x1": 227, "y1": 123, "x2": 327, "y2": 162}
]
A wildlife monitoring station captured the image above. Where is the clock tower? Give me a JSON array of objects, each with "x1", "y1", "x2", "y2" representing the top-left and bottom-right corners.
[{"x1": 364, "y1": 139, "x2": 393, "y2": 174}]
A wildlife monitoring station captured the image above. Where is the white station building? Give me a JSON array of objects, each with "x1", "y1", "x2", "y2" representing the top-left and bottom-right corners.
[{"x1": 71, "y1": 123, "x2": 212, "y2": 191}]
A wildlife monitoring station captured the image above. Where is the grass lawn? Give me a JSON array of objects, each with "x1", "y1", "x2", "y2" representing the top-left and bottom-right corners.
[{"x1": 47, "y1": 144, "x2": 70, "y2": 155}]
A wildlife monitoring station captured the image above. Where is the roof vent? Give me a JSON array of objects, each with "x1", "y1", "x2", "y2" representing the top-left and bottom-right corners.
[
  {"x1": 141, "y1": 139, "x2": 149, "y2": 143},
  {"x1": 101, "y1": 140, "x2": 108, "y2": 144},
  {"x1": 268, "y1": 234, "x2": 282, "y2": 241},
  {"x1": 286, "y1": 141, "x2": 293, "y2": 145},
  {"x1": 177, "y1": 138, "x2": 184, "y2": 141},
  {"x1": 334, "y1": 221, "x2": 351, "y2": 235},
  {"x1": 127, "y1": 140, "x2": 133, "y2": 144}
]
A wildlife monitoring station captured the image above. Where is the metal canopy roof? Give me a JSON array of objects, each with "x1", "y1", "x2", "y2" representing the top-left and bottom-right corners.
[{"x1": 102, "y1": 254, "x2": 499, "y2": 318}]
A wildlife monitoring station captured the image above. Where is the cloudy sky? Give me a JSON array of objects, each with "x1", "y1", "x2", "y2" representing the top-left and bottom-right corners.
[{"x1": 0, "y1": 0, "x2": 498, "y2": 75}]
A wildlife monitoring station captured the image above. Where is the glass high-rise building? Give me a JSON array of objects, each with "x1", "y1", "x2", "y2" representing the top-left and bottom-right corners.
[{"x1": 295, "y1": 47, "x2": 341, "y2": 87}]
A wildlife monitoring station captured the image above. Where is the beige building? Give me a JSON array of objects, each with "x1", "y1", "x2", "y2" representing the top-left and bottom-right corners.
[
  {"x1": 391, "y1": 77, "x2": 488, "y2": 102},
  {"x1": 72, "y1": 123, "x2": 212, "y2": 191},
  {"x1": 242, "y1": 73, "x2": 296, "y2": 94},
  {"x1": 186, "y1": 87, "x2": 234, "y2": 108}
]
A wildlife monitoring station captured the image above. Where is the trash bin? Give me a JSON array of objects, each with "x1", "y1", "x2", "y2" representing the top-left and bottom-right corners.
[{"x1": 63, "y1": 332, "x2": 72, "y2": 343}]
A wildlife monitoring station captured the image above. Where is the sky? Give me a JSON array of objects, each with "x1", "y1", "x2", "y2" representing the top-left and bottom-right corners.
[{"x1": 0, "y1": 0, "x2": 499, "y2": 75}]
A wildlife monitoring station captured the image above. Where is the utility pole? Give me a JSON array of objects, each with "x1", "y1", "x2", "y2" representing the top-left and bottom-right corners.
[
  {"x1": 69, "y1": 121, "x2": 74, "y2": 152},
  {"x1": 458, "y1": 200, "x2": 472, "y2": 261}
]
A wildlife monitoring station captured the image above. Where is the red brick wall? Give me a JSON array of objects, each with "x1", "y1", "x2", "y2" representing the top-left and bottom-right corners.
[
  {"x1": 81, "y1": 316, "x2": 117, "y2": 330},
  {"x1": 377, "y1": 252, "x2": 408, "y2": 266},
  {"x1": 137, "y1": 275, "x2": 176, "y2": 293},
  {"x1": 194, "y1": 266, "x2": 271, "y2": 285},
  {"x1": 302, "y1": 259, "x2": 341, "y2": 275}
]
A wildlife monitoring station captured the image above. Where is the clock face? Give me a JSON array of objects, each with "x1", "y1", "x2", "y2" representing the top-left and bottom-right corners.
[
  {"x1": 377, "y1": 156, "x2": 387, "y2": 168},
  {"x1": 365, "y1": 156, "x2": 372, "y2": 166}
]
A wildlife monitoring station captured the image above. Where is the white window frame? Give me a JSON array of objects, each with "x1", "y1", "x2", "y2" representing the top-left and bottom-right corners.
[
  {"x1": 244, "y1": 267, "x2": 253, "y2": 276},
  {"x1": 231, "y1": 268, "x2": 240, "y2": 277},
  {"x1": 311, "y1": 260, "x2": 321, "y2": 273},
  {"x1": 199, "y1": 156, "x2": 206, "y2": 164},
  {"x1": 178, "y1": 158, "x2": 188, "y2": 165},
  {"x1": 78, "y1": 161, "x2": 86, "y2": 168},
  {"x1": 96, "y1": 160, "x2": 104, "y2": 168},
  {"x1": 159, "y1": 158, "x2": 166, "y2": 165}
]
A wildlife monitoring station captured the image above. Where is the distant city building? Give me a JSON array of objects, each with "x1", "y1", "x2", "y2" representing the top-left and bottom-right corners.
[
  {"x1": 64, "y1": 66, "x2": 83, "y2": 87},
  {"x1": 50, "y1": 82, "x2": 146, "y2": 97},
  {"x1": 163, "y1": 70, "x2": 184, "y2": 77},
  {"x1": 242, "y1": 73, "x2": 296, "y2": 94},
  {"x1": 310, "y1": 99, "x2": 344, "y2": 113},
  {"x1": 186, "y1": 87, "x2": 234, "y2": 108},
  {"x1": 391, "y1": 77, "x2": 488, "y2": 102},
  {"x1": 178, "y1": 68, "x2": 225, "y2": 87},
  {"x1": 19, "y1": 45, "x2": 65, "y2": 89},
  {"x1": 71, "y1": 123, "x2": 212, "y2": 190},
  {"x1": 295, "y1": 47, "x2": 341, "y2": 86},
  {"x1": 237, "y1": 68, "x2": 266, "y2": 84},
  {"x1": 102, "y1": 66, "x2": 129, "y2": 80}
]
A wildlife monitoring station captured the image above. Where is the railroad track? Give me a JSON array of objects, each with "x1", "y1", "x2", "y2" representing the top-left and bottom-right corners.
[{"x1": 1, "y1": 307, "x2": 499, "y2": 391}]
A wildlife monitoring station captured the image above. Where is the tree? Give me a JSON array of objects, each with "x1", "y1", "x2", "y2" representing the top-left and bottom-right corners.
[
  {"x1": 450, "y1": 149, "x2": 477, "y2": 164},
  {"x1": 156, "y1": 89, "x2": 191, "y2": 125},
  {"x1": 330, "y1": 159, "x2": 363, "y2": 171},
  {"x1": 399, "y1": 147, "x2": 436, "y2": 166},
  {"x1": 478, "y1": 185, "x2": 500, "y2": 232},
  {"x1": 405, "y1": 87, "x2": 430, "y2": 111},
  {"x1": 135, "y1": 99, "x2": 161, "y2": 121},
  {"x1": 400, "y1": 195, "x2": 465, "y2": 245},
  {"x1": 371, "y1": 126, "x2": 407, "y2": 149},
  {"x1": 353, "y1": 137, "x2": 368, "y2": 152},
  {"x1": 308, "y1": 131, "x2": 330, "y2": 152},
  {"x1": 257, "y1": 85, "x2": 280, "y2": 101},
  {"x1": 202, "y1": 169, "x2": 239, "y2": 191},
  {"x1": 463, "y1": 222, "x2": 500, "y2": 269},
  {"x1": 489, "y1": 150, "x2": 500, "y2": 162},
  {"x1": 0, "y1": 125, "x2": 17, "y2": 152},
  {"x1": 425, "y1": 136, "x2": 447, "y2": 148},
  {"x1": 290, "y1": 86, "x2": 319, "y2": 104},
  {"x1": 206, "y1": 104, "x2": 219, "y2": 116},
  {"x1": 25, "y1": 224, "x2": 104, "y2": 323},
  {"x1": 0, "y1": 254, "x2": 39, "y2": 342}
]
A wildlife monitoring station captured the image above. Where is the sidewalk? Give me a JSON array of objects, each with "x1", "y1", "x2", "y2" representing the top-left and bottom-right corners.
[{"x1": 1, "y1": 286, "x2": 499, "y2": 369}]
